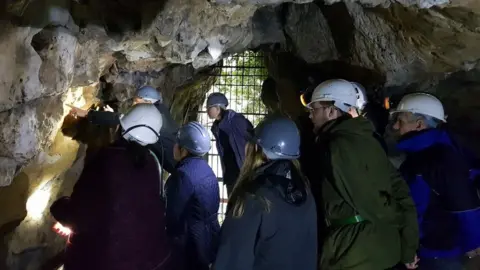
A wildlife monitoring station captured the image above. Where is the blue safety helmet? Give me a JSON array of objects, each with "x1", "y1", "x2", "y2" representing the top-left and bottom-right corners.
[
  {"x1": 206, "y1": 92, "x2": 228, "y2": 108},
  {"x1": 176, "y1": 121, "x2": 211, "y2": 156},
  {"x1": 136, "y1": 86, "x2": 163, "y2": 103},
  {"x1": 253, "y1": 117, "x2": 300, "y2": 160}
]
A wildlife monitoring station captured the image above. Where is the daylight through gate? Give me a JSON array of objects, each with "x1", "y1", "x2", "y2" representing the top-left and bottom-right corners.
[{"x1": 197, "y1": 51, "x2": 268, "y2": 222}]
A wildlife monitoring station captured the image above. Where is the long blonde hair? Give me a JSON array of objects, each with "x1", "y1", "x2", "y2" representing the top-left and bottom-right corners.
[{"x1": 228, "y1": 142, "x2": 309, "y2": 218}]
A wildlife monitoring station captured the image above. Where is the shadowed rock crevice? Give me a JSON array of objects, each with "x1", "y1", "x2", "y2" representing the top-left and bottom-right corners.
[{"x1": 318, "y1": 1, "x2": 355, "y2": 61}]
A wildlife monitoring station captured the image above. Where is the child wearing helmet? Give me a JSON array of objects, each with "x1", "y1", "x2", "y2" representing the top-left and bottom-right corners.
[
  {"x1": 213, "y1": 116, "x2": 317, "y2": 270},
  {"x1": 165, "y1": 122, "x2": 220, "y2": 270},
  {"x1": 206, "y1": 92, "x2": 254, "y2": 196}
]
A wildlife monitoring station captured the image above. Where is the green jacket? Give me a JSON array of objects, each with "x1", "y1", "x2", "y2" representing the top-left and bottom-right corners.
[{"x1": 315, "y1": 116, "x2": 418, "y2": 270}]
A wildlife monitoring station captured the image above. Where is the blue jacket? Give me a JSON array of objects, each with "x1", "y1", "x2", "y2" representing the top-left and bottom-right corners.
[
  {"x1": 211, "y1": 110, "x2": 253, "y2": 185},
  {"x1": 165, "y1": 156, "x2": 220, "y2": 270},
  {"x1": 446, "y1": 131, "x2": 480, "y2": 182},
  {"x1": 397, "y1": 128, "x2": 480, "y2": 258}
]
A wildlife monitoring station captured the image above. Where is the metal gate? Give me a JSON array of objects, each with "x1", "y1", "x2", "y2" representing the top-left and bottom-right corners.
[{"x1": 197, "y1": 51, "x2": 268, "y2": 222}]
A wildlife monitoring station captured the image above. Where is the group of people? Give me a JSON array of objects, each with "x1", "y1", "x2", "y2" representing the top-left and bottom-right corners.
[{"x1": 49, "y1": 79, "x2": 480, "y2": 270}]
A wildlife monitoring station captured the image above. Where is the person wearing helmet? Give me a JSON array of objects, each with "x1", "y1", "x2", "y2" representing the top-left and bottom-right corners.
[
  {"x1": 206, "y1": 92, "x2": 254, "y2": 195},
  {"x1": 306, "y1": 79, "x2": 419, "y2": 270},
  {"x1": 213, "y1": 116, "x2": 317, "y2": 270},
  {"x1": 68, "y1": 85, "x2": 179, "y2": 174},
  {"x1": 50, "y1": 103, "x2": 176, "y2": 270},
  {"x1": 392, "y1": 92, "x2": 480, "y2": 270},
  {"x1": 350, "y1": 82, "x2": 389, "y2": 152},
  {"x1": 165, "y1": 121, "x2": 220, "y2": 270}
]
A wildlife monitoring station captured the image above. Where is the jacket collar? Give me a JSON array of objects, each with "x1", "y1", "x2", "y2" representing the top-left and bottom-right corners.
[
  {"x1": 397, "y1": 128, "x2": 453, "y2": 153},
  {"x1": 254, "y1": 160, "x2": 307, "y2": 205},
  {"x1": 214, "y1": 110, "x2": 235, "y2": 128},
  {"x1": 317, "y1": 115, "x2": 352, "y2": 135},
  {"x1": 175, "y1": 155, "x2": 204, "y2": 168}
]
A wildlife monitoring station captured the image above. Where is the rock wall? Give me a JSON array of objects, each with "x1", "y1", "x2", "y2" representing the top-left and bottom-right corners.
[{"x1": 0, "y1": 84, "x2": 97, "y2": 270}]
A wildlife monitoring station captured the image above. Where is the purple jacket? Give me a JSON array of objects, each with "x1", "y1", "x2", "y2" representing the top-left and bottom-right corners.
[{"x1": 50, "y1": 143, "x2": 177, "y2": 270}]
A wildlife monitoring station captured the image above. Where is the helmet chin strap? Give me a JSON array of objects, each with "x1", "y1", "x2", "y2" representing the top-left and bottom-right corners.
[{"x1": 121, "y1": 124, "x2": 160, "y2": 142}]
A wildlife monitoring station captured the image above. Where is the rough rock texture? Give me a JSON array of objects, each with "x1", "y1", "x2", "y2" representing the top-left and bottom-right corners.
[
  {"x1": 285, "y1": 3, "x2": 338, "y2": 63},
  {"x1": 0, "y1": 23, "x2": 77, "y2": 187},
  {"x1": 2, "y1": 0, "x2": 480, "y2": 268},
  {"x1": 0, "y1": 85, "x2": 97, "y2": 270}
]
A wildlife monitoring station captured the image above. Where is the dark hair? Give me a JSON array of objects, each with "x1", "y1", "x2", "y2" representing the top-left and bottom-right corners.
[
  {"x1": 61, "y1": 104, "x2": 117, "y2": 149},
  {"x1": 125, "y1": 140, "x2": 149, "y2": 169}
]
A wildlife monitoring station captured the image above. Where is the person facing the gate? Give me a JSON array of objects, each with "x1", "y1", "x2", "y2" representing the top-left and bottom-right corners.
[
  {"x1": 392, "y1": 92, "x2": 480, "y2": 270},
  {"x1": 206, "y1": 92, "x2": 254, "y2": 195},
  {"x1": 213, "y1": 116, "x2": 317, "y2": 270},
  {"x1": 50, "y1": 103, "x2": 175, "y2": 270},
  {"x1": 67, "y1": 85, "x2": 179, "y2": 174},
  {"x1": 165, "y1": 121, "x2": 220, "y2": 270},
  {"x1": 307, "y1": 79, "x2": 419, "y2": 270}
]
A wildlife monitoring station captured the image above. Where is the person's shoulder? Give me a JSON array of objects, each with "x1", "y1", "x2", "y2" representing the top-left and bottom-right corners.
[
  {"x1": 94, "y1": 145, "x2": 126, "y2": 157},
  {"x1": 230, "y1": 110, "x2": 249, "y2": 121},
  {"x1": 427, "y1": 143, "x2": 459, "y2": 160},
  {"x1": 177, "y1": 157, "x2": 213, "y2": 176}
]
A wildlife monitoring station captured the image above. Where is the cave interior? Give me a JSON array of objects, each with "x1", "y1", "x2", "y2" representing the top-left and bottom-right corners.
[{"x1": 1, "y1": 0, "x2": 480, "y2": 268}]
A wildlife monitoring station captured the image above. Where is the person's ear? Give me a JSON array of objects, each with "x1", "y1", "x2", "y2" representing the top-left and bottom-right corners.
[
  {"x1": 415, "y1": 118, "x2": 425, "y2": 130},
  {"x1": 326, "y1": 106, "x2": 336, "y2": 119}
]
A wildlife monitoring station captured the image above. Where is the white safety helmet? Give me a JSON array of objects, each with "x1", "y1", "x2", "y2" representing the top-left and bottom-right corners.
[
  {"x1": 390, "y1": 93, "x2": 446, "y2": 122},
  {"x1": 351, "y1": 82, "x2": 368, "y2": 110},
  {"x1": 307, "y1": 79, "x2": 358, "y2": 112},
  {"x1": 120, "y1": 103, "x2": 163, "y2": 146}
]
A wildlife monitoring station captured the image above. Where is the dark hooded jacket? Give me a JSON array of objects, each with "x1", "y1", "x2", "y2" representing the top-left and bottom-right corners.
[
  {"x1": 397, "y1": 128, "x2": 480, "y2": 258},
  {"x1": 50, "y1": 140, "x2": 175, "y2": 270},
  {"x1": 165, "y1": 156, "x2": 221, "y2": 270},
  {"x1": 211, "y1": 110, "x2": 253, "y2": 187},
  {"x1": 315, "y1": 116, "x2": 418, "y2": 270},
  {"x1": 213, "y1": 160, "x2": 317, "y2": 270},
  {"x1": 86, "y1": 102, "x2": 178, "y2": 174}
]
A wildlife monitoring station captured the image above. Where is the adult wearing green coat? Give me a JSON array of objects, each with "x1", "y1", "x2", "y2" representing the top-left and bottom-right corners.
[{"x1": 306, "y1": 79, "x2": 419, "y2": 270}]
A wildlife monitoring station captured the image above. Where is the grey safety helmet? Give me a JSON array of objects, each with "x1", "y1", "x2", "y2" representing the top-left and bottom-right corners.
[
  {"x1": 206, "y1": 92, "x2": 228, "y2": 109},
  {"x1": 176, "y1": 121, "x2": 211, "y2": 156},
  {"x1": 253, "y1": 117, "x2": 300, "y2": 160},
  {"x1": 136, "y1": 86, "x2": 163, "y2": 103}
]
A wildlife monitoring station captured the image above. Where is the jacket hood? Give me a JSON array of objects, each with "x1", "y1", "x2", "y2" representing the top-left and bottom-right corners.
[
  {"x1": 215, "y1": 109, "x2": 236, "y2": 125},
  {"x1": 318, "y1": 115, "x2": 375, "y2": 139},
  {"x1": 396, "y1": 128, "x2": 453, "y2": 153},
  {"x1": 254, "y1": 160, "x2": 307, "y2": 206}
]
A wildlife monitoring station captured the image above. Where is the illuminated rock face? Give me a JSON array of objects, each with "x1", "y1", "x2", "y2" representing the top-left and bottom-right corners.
[{"x1": 0, "y1": 85, "x2": 96, "y2": 269}]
